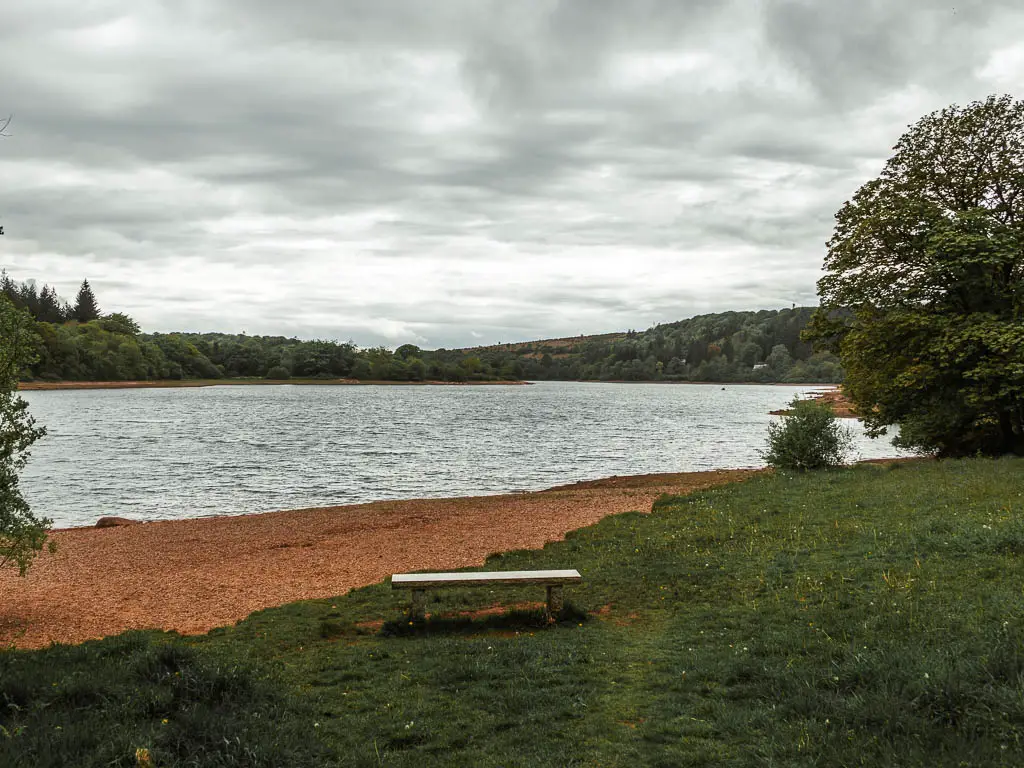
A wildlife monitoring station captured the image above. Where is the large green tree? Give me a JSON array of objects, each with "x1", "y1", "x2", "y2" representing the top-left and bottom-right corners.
[
  {"x1": 0, "y1": 295, "x2": 52, "y2": 575},
  {"x1": 807, "y1": 95, "x2": 1024, "y2": 456}
]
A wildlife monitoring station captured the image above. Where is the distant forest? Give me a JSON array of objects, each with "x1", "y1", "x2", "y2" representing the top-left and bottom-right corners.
[
  {"x1": 2, "y1": 272, "x2": 843, "y2": 384},
  {"x1": 471, "y1": 308, "x2": 844, "y2": 383}
]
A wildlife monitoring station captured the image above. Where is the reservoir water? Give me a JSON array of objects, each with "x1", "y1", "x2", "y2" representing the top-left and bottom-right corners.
[{"x1": 21, "y1": 381, "x2": 904, "y2": 528}]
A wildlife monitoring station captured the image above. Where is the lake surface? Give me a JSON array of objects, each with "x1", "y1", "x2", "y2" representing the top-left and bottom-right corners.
[{"x1": 22, "y1": 382, "x2": 904, "y2": 528}]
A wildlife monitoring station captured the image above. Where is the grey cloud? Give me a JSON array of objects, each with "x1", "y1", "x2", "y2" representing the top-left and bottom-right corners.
[
  {"x1": 1, "y1": 0, "x2": 1022, "y2": 348},
  {"x1": 763, "y1": 0, "x2": 1021, "y2": 105}
]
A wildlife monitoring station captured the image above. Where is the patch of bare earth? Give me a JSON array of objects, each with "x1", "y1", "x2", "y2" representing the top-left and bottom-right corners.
[{"x1": 0, "y1": 469, "x2": 759, "y2": 649}]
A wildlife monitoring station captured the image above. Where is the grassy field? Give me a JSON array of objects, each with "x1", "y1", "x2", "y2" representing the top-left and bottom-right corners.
[{"x1": 3, "y1": 458, "x2": 1023, "y2": 766}]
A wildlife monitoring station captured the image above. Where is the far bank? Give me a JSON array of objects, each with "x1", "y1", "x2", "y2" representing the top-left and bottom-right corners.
[
  {"x1": 18, "y1": 378, "x2": 530, "y2": 391},
  {"x1": 17, "y1": 378, "x2": 838, "y2": 392}
]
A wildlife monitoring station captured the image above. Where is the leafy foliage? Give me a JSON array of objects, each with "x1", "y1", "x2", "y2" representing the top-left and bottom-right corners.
[
  {"x1": 466, "y1": 307, "x2": 844, "y2": 382},
  {"x1": 1, "y1": 273, "x2": 524, "y2": 382},
  {"x1": 808, "y1": 95, "x2": 1024, "y2": 456},
  {"x1": 0, "y1": 297, "x2": 51, "y2": 575},
  {"x1": 264, "y1": 365, "x2": 291, "y2": 380},
  {"x1": 763, "y1": 396, "x2": 853, "y2": 471},
  {"x1": 100, "y1": 312, "x2": 141, "y2": 336}
]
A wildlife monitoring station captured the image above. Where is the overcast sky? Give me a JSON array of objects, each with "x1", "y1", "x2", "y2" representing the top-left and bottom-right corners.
[{"x1": 2, "y1": 1, "x2": 1023, "y2": 348}]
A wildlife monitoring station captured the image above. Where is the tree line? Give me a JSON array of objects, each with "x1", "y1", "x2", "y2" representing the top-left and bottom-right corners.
[
  {"x1": 0, "y1": 273, "x2": 512, "y2": 382},
  {"x1": 1, "y1": 273, "x2": 844, "y2": 384},
  {"x1": 1, "y1": 273, "x2": 102, "y2": 325},
  {"x1": 469, "y1": 307, "x2": 845, "y2": 383}
]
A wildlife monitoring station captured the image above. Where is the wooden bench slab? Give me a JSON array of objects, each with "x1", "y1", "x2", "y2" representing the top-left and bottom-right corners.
[
  {"x1": 391, "y1": 569, "x2": 582, "y2": 619},
  {"x1": 391, "y1": 569, "x2": 581, "y2": 589}
]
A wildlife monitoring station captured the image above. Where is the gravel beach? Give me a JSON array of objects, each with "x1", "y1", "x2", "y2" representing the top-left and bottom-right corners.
[{"x1": 0, "y1": 469, "x2": 759, "y2": 648}]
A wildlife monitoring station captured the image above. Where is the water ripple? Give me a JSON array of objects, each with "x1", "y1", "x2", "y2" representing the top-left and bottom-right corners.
[{"x1": 21, "y1": 382, "x2": 905, "y2": 527}]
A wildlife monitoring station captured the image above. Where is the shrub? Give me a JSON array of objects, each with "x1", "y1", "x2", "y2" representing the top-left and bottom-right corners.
[
  {"x1": 763, "y1": 396, "x2": 853, "y2": 470},
  {"x1": 264, "y1": 365, "x2": 291, "y2": 380}
]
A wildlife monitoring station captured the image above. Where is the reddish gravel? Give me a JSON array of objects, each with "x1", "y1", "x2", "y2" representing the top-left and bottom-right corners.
[
  {"x1": 0, "y1": 469, "x2": 759, "y2": 649},
  {"x1": 770, "y1": 387, "x2": 858, "y2": 418}
]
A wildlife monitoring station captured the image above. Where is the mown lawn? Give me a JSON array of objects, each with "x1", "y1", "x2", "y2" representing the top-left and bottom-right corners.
[{"x1": 3, "y1": 458, "x2": 1023, "y2": 766}]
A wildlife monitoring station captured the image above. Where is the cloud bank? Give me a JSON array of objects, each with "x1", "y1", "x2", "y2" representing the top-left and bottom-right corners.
[{"x1": 2, "y1": 0, "x2": 1023, "y2": 347}]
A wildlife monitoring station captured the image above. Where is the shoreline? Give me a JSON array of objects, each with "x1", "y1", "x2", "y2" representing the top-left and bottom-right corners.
[
  {"x1": 574, "y1": 380, "x2": 838, "y2": 387},
  {"x1": 18, "y1": 378, "x2": 530, "y2": 391},
  {"x1": 18, "y1": 378, "x2": 838, "y2": 392},
  {"x1": 0, "y1": 468, "x2": 761, "y2": 649}
]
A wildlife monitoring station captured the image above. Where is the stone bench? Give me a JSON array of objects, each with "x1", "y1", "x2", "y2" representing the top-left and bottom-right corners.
[{"x1": 391, "y1": 569, "x2": 582, "y2": 620}]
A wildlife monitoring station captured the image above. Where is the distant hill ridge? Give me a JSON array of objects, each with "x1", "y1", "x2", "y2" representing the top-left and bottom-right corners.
[
  {"x1": 3, "y1": 265, "x2": 842, "y2": 384},
  {"x1": 462, "y1": 332, "x2": 628, "y2": 357},
  {"x1": 457, "y1": 307, "x2": 844, "y2": 383}
]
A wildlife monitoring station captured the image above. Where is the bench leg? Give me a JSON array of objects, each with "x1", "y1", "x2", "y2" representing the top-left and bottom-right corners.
[
  {"x1": 546, "y1": 585, "x2": 563, "y2": 619},
  {"x1": 410, "y1": 589, "x2": 426, "y2": 620}
]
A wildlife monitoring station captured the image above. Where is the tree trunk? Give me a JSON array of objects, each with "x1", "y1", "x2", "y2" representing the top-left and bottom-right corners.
[{"x1": 998, "y1": 411, "x2": 1024, "y2": 455}]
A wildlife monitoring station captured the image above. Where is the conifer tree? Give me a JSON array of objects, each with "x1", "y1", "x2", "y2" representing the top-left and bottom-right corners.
[
  {"x1": 18, "y1": 281, "x2": 39, "y2": 318},
  {"x1": 73, "y1": 279, "x2": 100, "y2": 323},
  {"x1": 0, "y1": 270, "x2": 17, "y2": 305},
  {"x1": 37, "y1": 285, "x2": 65, "y2": 324}
]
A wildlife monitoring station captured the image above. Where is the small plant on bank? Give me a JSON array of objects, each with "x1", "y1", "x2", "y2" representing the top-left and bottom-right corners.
[{"x1": 763, "y1": 396, "x2": 853, "y2": 470}]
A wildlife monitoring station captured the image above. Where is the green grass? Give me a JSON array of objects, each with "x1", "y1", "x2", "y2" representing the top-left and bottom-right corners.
[{"x1": 3, "y1": 458, "x2": 1024, "y2": 766}]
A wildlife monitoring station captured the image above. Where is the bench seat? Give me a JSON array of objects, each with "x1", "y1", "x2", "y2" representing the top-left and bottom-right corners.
[{"x1": 391, "y1": 569, "x2": 581, "y2": 619}]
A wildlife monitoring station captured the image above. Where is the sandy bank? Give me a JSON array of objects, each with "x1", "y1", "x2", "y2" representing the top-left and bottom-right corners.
[{"x1": 0, "y1": 469, "x2": 759, "y2": 649}]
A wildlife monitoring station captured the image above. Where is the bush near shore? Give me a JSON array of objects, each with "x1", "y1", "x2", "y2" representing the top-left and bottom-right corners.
[{"x1": 3, "y1": 458, "x2": 1023, "y2": 767}]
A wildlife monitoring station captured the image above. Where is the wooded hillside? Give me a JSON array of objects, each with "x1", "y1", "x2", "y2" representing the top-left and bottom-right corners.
[
  {"x1": 3, "y1": 272, "x2": 842, "y2": 383},
  {"x1": 462, "y1": 307, "x2": 843, "y2": 383}
]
